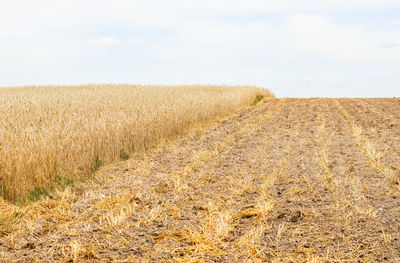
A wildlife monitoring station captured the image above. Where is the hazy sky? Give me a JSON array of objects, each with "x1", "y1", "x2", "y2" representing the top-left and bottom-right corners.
[{"x1": 1, "y1": 0, "x2": 400, "y2": 97}]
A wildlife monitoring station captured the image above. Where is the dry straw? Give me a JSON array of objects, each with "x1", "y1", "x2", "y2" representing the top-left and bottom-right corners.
[{"x1": 0, "y1": 84, "x2": 273, "y2": 201}]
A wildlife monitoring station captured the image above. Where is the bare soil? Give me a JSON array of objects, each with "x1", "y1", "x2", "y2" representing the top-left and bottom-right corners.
[{"x1": 1, "y1": 98, "x2": 400, "y2": 262}]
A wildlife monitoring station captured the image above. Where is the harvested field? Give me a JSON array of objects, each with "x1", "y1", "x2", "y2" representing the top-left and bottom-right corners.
[{"x1": 1, "y1": 98, "x2": 400, "y2": 262}]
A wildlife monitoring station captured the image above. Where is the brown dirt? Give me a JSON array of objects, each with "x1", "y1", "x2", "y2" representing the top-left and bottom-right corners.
[{"x1": 1, "y1": 98, "x2": 400, "y2": 262}]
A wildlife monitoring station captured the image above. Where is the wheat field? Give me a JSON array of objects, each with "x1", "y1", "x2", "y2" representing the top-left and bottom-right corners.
[{"x1": 0, "y1": 85, "x2": 272, "y2": 202}]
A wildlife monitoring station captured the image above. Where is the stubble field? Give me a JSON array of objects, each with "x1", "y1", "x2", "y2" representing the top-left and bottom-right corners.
[{"x1": 1, "y1": 97, "x2": 400, "y2": 262}]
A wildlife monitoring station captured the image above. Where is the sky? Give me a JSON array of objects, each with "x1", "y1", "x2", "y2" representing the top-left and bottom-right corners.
[{"x1": 1, "y1": 0, "x2": 400, "y2": 97}]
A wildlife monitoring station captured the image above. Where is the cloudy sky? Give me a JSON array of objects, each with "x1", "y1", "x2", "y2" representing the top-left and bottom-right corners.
[{"x1": 1, "y1": 0, "x2": 400, "y2": 97}]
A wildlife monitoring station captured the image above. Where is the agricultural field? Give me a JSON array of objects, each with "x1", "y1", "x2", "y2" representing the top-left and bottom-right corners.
[
  {"x1": 0, "y1": 85, "x2": 270, "y2": 202},
  {"x1": 1, "y1": 97, "x2": 400, "y2": 262}
]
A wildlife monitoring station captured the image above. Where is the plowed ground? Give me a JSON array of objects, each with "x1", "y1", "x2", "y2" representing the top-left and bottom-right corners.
[{"x1": 1, "y1": 98, "x2": 400, "y2": 262}]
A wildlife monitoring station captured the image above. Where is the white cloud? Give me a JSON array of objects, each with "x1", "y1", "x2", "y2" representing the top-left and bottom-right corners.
[
  {"x1": 149, "y1": 14, "x2": 400, "y2": 64},
  {"x1": 285, "y1": 14, "x2": 400, "y2": 62},
  {"x1": 2, "y1": 1, "x2": 400, "y2": 30},
  {"x1": 380, "y1": 42, "x2": 400, "y2": 48},
  {"x1": 171, "y1": 21, "x2": 274, "y2": 46},
  {"x1": 89, "y1": 38, "x2": 121, "y2": 46},
  {"x1": 304, "y1": 76, "x2": 316, "y2": 81},
  {"x1": 1, "y1": 0, "x2": 400, "y2": 97}
]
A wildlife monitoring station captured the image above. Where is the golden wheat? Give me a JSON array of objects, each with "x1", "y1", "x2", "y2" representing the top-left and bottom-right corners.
[{"x1": 0, "y1": 84, "x2": 273, "y2": 201}]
